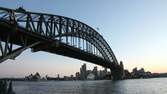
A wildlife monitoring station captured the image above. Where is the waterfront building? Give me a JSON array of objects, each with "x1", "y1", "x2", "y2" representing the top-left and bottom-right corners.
[
  {"x1": 87, "y1": 73, "x2": 95, "y2": 80},
  {"x1": 75, "y1": 72, "x2": 80, "y2": 80},
  {"x1": 25, "y1": 72, "x2": 41, "y2": 81},
  {"x1": 120, "y1": 61, "x2": 125, "y2": 79},
  {"x1": 57, "y1": 74, "x2": 60, "y2": 79},
  {"x1": 80, "y1": 64, "x2": 87, "y2": 80},
  {"x1": 124, "y1": 69, "x2": 131, "y2": 79},
  {"x1": 93, "y1": 66, "x2": 98, "y2": 80}
]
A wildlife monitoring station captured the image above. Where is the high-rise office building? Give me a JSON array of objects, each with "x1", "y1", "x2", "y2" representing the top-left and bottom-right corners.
[
  {"x1": 93, "y1": 66, "x2": 98, "y2": 80},
  {"x1": 80, "y1": 64, "x2": 87, "y2": 80}
]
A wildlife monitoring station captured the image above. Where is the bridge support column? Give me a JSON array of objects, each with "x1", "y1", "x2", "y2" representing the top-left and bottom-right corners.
[{"x1": 110, "y1": 61, "x2": 124, "y2": 80}]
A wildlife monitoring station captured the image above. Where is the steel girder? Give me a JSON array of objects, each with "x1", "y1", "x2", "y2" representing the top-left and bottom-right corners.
[
  {"x1": 0, "y1": 7, "x2": 118, "y2": 66},
  {"x1": 0, "y1": 33, "x2": 40, "y2": 63}
]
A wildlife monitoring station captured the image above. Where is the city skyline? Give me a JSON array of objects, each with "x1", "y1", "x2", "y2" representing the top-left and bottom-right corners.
[{"x1": 0, "y1": 0, "x2": 167, "y2": 77}]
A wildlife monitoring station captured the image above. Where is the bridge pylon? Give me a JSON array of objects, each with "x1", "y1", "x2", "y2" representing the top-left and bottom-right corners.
[{"x1": 110, "y1": 61, "x2": 124, "y2": 80}]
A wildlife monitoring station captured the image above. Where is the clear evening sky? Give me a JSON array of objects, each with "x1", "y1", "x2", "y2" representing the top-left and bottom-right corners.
[{"x1": 0, "y1": 0, "x2": 167, "y2": 77}]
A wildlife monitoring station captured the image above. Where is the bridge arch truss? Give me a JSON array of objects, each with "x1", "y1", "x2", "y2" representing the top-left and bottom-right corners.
[{"x1": 0, "y1": 7, "x2": 119, "y2": 68}]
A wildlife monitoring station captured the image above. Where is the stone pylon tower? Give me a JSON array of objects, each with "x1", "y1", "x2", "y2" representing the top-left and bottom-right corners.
[
  {"x1": 110, "y1": 61, "x2": 125, "y2": 80},
  {"x1": 119, "y1": 61, "x2": 125, "y2": 79}
]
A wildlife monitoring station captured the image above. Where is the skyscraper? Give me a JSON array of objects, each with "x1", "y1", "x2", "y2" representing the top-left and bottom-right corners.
[
  {"x1": 93, "y1": 66, "x2": 98, "y2": 80},
  {"x1": 75, "y1": 72, "x2": 80, "y2": 80},
  {"x1": 80, "y1": 64, "x2": 87, "y2": 80}
]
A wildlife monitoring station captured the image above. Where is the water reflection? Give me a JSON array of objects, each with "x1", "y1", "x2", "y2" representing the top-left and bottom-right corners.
[{"x1": 13, "y1": 78, "x2": 167, "y2": 94}]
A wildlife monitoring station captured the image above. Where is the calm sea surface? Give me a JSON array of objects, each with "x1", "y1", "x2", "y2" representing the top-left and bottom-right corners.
[{"x1": 13, "y1": 78, "x2": 167, "y2": 94}]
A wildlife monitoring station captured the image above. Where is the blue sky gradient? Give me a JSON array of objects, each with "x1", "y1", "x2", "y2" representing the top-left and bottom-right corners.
[{"x1": 0, "y1": 0, "x2": 167, "y2": 77}]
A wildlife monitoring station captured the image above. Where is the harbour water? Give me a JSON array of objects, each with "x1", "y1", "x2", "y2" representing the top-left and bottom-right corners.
[{"x1": 13, "y1": 78, "x2": 167, "y2": 94}]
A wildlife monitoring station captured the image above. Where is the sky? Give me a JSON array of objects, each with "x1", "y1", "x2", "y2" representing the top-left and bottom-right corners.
[{"x1": 0, "y1": 0, "x2": 167, "y2": 78}]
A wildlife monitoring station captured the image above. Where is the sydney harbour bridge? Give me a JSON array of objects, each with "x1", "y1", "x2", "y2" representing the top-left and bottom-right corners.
[{"x1": 0, "y1": 7, "x2": 124, "y2": 80}]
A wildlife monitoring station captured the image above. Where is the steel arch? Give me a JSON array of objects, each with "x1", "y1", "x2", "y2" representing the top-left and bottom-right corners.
[{"x1": 0, "y1": 7, "x2": 119, "y2": 67}]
